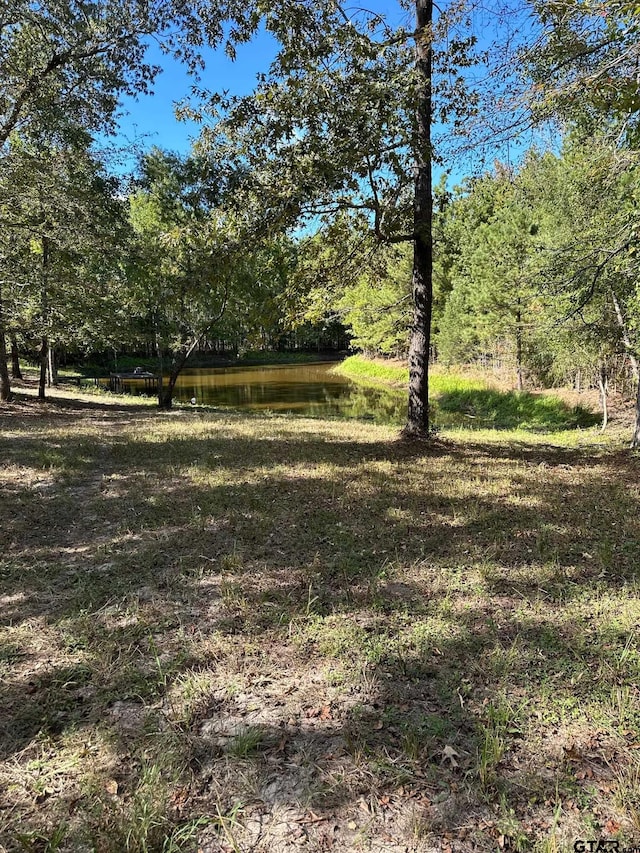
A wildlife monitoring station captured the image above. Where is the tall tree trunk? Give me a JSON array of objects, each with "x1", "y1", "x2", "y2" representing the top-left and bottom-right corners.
[
  {"x1": 404, "y1": 0, "x2": 433, "y2": 438},
  {"x1": 0, "y1": 307, "x2": 11, "y2": 402},
  {"x1": 597, "y1": 361, "x2": 608, "y2": 432},
  {"x1": 47, "y1": 344, "x2": 58, "y2": 386},
  {"x1": 10, "y1": 336, "x2": 22, "y2": 380},
  {"x1": 38, "y1": 337, "x2": 48, "y2": 400},
  {"x1": 632, "y1": 381, "x2": 640, "y2": 449},
  {"x1": 156, "y1": 336, "x2": 166, "y2": 408},
  {"x1": 159, "y1": 368, "x2": 179, "y2": 410},
  {"x1": 38, "y1": 235, "x2": 50, "y2": 401},
  {"x1": 610, "y1": 287, "x2": 640, "y2": 447},
  {"x1": 158, "y1": 339, "x2": 200, "y2": 410},
  {"x1": 515, "y1": 302, "x2": 523, "y2": 391},
  {"x1": 611, "y1": 288, "x2": 639, "y2": 381},
  {"x1": 0, "y1": 280, "x2": 11, "y2": 401}
]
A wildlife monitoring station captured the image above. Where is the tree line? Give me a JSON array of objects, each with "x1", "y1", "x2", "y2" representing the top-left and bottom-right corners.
[
  {"x1": 0, "y1": 0, "x2": 639, "y2": 439},
  {"x1": 325, "y1": 139, "x2": 639, "y2": 431}
]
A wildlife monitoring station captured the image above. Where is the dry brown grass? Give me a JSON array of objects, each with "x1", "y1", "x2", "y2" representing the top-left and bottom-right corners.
[{"x1": 1, "y1": 383, "x2": 639, "y2": 852}]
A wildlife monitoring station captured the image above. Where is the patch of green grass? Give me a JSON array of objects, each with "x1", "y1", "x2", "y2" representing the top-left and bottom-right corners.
[
  {"x1": 333, "y1": 354, "x2": 408, "y2": 386},
  {"x1": 337, "y1": 354, "x2": 598, "y2": 432},
  {"x1": 225, "y1": 727, "x2": 265, "y2": 758},
  {"x1": 436, "y1": 386, "x2": 598, "y2": 431},
  {"x1": 429, "y1": 373, "x2": 489, "y2": 395},
  {"x1": 399, "y1": 712, "x2": 452, "y2": 759},
  {"x1": 496, "y1": 798, "x2": 532, "y2": 852},
  {"x1": 89, "y1": 762, "x2": 215, "y2": 853},
  {"x1": 14, "y1": 822, "x2": 68, "y2": 852},
  {"x1": 477, "y1": 724, "x2": 506, "y2": 791}
]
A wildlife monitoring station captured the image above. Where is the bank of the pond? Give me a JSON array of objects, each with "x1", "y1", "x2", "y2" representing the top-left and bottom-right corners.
[
  {"x1": 335, "y1": 354, "x2": 600, "y2": 432},
  {"x1": 0, "y1": 391, "x2": 637, "y2": 851},
  {"x1": 333, "y1": 353, "x2": 409, "y2": 386},
  {"x1": 22, "y1": 353, "x2": 600, "y2": 432}
]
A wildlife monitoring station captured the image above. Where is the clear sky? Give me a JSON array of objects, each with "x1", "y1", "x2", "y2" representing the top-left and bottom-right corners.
[
  {"x1": 111, "y1": 29, "x2": 279, "y2": 166},
  {"x1": 110, "y1": 2, "x2": 537, "y2": 178},
  {"x1": 111, "y1": 0, "x2": 413, "y2": 169}
]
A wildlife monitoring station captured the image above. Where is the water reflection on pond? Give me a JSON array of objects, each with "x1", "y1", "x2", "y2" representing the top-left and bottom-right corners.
[{"x1": 171, "y1": 362, "x2": 406, "y2": 424}]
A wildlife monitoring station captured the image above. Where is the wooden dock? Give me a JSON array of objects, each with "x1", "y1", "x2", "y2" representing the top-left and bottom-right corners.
[{"x1": 108, "y1": 370, "x2": 159, "y2": 394}]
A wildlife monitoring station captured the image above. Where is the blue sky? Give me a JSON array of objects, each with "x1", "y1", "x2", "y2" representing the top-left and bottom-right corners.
[
  {"x1": 111, "y1": 2, "x2": 537, "y2": 178},
  {"x1": 113, "y1": 29, "x2": 278, "y2": 164},
  {"x1": 112, "y1": 0, "x2": 414, "y2": 166}
]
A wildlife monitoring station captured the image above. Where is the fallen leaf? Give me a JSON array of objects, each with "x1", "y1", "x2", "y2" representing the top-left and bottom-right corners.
[
  {"x1": 319, "y1": 705, "x2": 332, "y2": 720},
  {"x1": 563, "y1": 744, "x2": 582, "y2": 760},
  {"x1": 605, "y1": 819, "x2": 621, "y2": 835},
  {"x1": 169, "y1": 786, "x2": 189, "y2": 811},
  {"x1": 442, "y1": 744, "x2": 459, "y2": 767},
  {"x1": 298, "y1": 811, "x2": 325, "y2": 825},
  {"x1": 576, "y1": 767, "x2": 594, "y2": 780}
]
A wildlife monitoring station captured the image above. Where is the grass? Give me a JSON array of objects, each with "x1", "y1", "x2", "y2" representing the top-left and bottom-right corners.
[
  {"x1": 337, "y1": 354, "x2": 600, "y2": 432},
  {"x1": 1, "y1": 379, "x2": 639, "y2": 851},
  {"x1": 436, "y1": 385, "x2": 598, "y2": 431},
  {"x1": 333, "y1": 353, "x2": 409, "y2": 386}
]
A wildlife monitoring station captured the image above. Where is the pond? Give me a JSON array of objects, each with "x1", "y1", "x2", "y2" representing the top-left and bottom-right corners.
[{"x1": 170, "y1": 362, "x2": 407, "y2": 424}]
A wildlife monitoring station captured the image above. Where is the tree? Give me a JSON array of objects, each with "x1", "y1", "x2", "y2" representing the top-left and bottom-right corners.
[
  {"x1": 196, "y1": 0, "x2": 483, "y2": 437},
  {"x1": 526, "y1": 0, "x2": 640, "y2": 141},
  {"x1": 529, "y1": 140, "x2": 640, "y2": 442},
  {"x1": 0, "y1": 0, "x2": 220, "y2": 150},
  {"x1": 517, "y1": 1, "x2": 640, "y2": 443},
  {"x1": 0, "y1": 0, "x2": 237, "y2": 401},
  {"x1": 0, "y1": 284, "x2": 11, "y2": 400},
  {"x1": 0, "y1": 130, "x2": 129, "y2": 399},
  {"x1": 129, "y1": 149, "x2": 278, "y2": 409},
  {"x1": 288, "y1": 214, "x2": 411, "y2": 359},
  {"x1": 217, "y1": 238, "x2": 300, "y2": 354},
  {"x1": 438, "y1": 166, "x2": 545, "y2": 388},
  {"x1": 337, "y1": 246, "x2": 413, "y2": 359}
]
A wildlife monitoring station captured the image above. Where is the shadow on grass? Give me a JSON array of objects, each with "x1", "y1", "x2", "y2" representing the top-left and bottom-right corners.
[
  {"x1": 435, "y1": 387, "x2": 600, "y2": 431},
  {"x1": 1, "y1": 398, "x2": 639, "y2": 850},
  {"x1": 6, "y1": 389, "x2": 157, "y2": 417}
]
